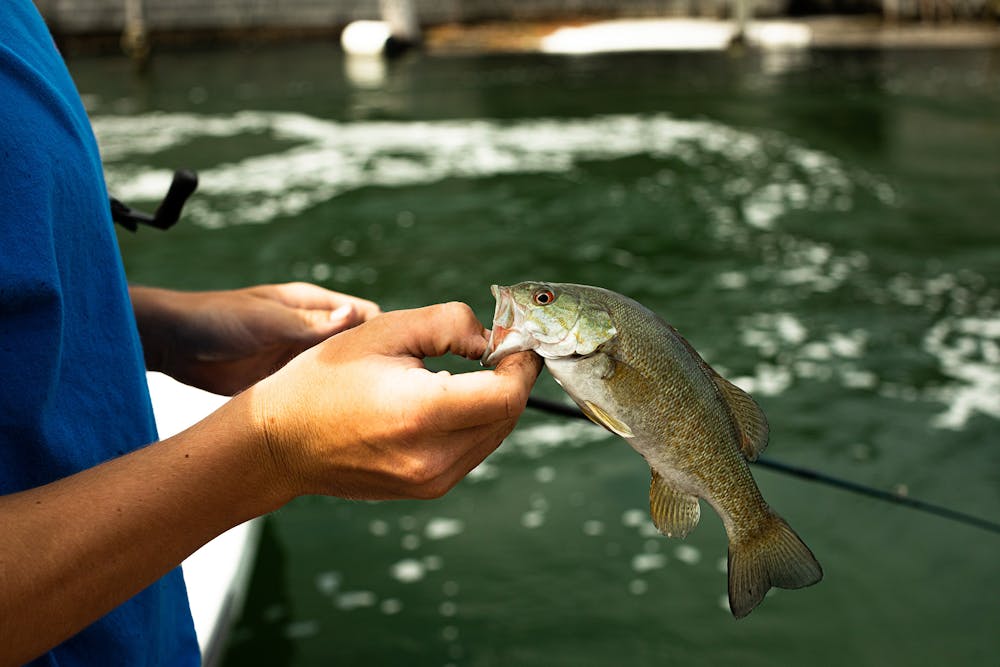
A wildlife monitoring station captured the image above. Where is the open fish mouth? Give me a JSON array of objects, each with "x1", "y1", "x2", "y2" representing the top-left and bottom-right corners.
[{"x1": 482, "y1": 284, "x2": 535, "y2": 366}]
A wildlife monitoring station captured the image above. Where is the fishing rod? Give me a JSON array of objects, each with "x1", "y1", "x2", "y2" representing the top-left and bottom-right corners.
[
  {"x1": 526, "y1": 395, "x2": 1000, "y2": 536},
  {"x1": 107, "y1": 171, "x2": 1000, "y2": 536}
]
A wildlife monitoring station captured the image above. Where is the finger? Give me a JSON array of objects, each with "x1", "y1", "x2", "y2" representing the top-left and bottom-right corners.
[
  {"x1": 445, "y1": 419, "x2": 518, "y2": 482},
  {"x1": 375, "y1": 302, "x2": 489, "y2": 361},
  {"x1": 399, "y1": 420, "x2": 515, "y2": 499},
  {"x1": 413, "y1": 350, "x2": 542, "y2": 431},
  {"x1": 304, "y1": 303, "x2": 365, "y2": 335},
  {"x1": 266, "y1": 282, "x2": 382, "y2": 321}
]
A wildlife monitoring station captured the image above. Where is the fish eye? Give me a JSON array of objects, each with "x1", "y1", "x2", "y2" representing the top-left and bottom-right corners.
[{"x1": 533, "y1": 289, "x2": 555, "y2": 305}]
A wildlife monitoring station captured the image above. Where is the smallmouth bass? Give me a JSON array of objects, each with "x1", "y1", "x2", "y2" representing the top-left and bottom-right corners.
[{"x1": 482, "y1": 281, "x2": 822, "y2": 618}]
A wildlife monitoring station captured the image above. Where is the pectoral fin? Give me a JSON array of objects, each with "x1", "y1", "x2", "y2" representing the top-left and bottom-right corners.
[
  {"x1": 711, "y1": 375, "x2": 769, "y2": 461},
  {"x1": 649, "y1": 470, "x2": 701, "y2": 539},
  {"x1": 582, "y1": 400, "x2": 634, "y2": 438}
]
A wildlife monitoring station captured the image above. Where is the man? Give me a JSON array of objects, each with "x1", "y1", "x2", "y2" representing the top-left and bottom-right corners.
[{"x1": 0, "y1": 2, "x2": 541, "y2": 664}]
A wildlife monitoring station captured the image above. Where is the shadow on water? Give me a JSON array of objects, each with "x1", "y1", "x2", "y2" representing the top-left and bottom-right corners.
[{"x1": 219, "y1": 518, "x2": 296, "y2": 667}]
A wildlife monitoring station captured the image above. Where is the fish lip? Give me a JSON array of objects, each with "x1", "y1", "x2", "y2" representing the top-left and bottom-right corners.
[{"x1": 482, "y1": 284, "x2": 526, "y2": 366}]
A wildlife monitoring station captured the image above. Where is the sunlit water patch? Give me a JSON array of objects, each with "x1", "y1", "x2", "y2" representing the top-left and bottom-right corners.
[{"x1": 924, "y1": 314, "x2": 1000, "y2": 429}]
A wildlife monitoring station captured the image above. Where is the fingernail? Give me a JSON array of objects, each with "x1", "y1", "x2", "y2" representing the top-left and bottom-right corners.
[{"x1": 329, "y1": 304, "x2": 354, "y2": 322}]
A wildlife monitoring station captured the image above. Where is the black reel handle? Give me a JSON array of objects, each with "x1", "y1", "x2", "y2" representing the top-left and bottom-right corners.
[{"x1": 110, "y1": 169, "x2": 199, "y2": 232}]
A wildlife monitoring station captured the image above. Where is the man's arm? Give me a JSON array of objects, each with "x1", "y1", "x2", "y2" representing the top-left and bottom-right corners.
[{"x1": 0, "y1": 303, "x2": 541, "y2": 665}]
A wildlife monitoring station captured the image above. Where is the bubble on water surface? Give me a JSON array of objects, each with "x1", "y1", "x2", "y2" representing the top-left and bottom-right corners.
[
  {"x1": 622, "y1": 509, "x2": 646, "y2": 527},
  {"x1": 674, "y1": 545, "x2": 701, "y2": 566},
  {"x1": 521, "y1": 509, "x2": 546, "y2": 529},
  {"x1": 283, "y1": 619, "x2": 319, "y2": 639},
  {"x1": 628, "y1": 579, "x2": 649, "y2": 595},
  {"x1": 315, "y1": 571, "x2": 341, "y2": 596},
  {"x1": 380, "y1": 598, "x2": 403, "y2": 615},
  {"x1": 425, "y1": 517, "x2": 465, "y2": 541},
  {"x1": 534, "y1": 465, "x2": 557, "y2": 483},
  {"x1": 631, "y1": 553, "x2": 667, "y2": 573},
  {"x1": 336, "y1": 591, "x2": 377, "y2": 610},
  {"x1": 390, "y1": 559, "x2": 425, "y2": 583}
]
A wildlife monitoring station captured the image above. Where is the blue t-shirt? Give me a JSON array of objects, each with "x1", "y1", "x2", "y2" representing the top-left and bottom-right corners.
[{"x1": 0, "y1": 2, "x2": 199, "y2": 664}]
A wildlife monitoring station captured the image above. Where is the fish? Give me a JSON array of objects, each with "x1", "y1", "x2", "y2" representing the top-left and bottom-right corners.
[{"x1": 482, "y1": 281, "x2": 822, "y2": 618}]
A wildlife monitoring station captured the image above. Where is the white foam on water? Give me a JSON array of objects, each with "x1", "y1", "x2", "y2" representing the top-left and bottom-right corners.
[{"x1": 92, "y1": 111, "x2": 861, "y2": 232}]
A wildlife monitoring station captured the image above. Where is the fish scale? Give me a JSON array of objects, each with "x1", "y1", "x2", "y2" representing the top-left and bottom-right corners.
[{"x1": 483, "y1": 281, "x2": 822, "y2": 618}]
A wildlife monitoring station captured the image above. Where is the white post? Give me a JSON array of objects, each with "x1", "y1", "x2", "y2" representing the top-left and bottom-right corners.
[
  {"x1": 380, "y1": 0, "x2": 421, "y2": 44},
  {"x1": 732, "y1": 0, "x2": 752, "y2": 45},
  {"x1": 121, "y1": 0, "x2": 150, "y2": 66}
]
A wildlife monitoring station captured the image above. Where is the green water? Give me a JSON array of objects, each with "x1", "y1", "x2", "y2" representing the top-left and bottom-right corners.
[{"x1": 70, "y1": 45, "x2": 999, "y2": 665}]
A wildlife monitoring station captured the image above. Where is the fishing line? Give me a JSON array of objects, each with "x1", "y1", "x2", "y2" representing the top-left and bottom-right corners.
[{"x1": 525, "y1": 396, "x2": 1000, "y2": 536}]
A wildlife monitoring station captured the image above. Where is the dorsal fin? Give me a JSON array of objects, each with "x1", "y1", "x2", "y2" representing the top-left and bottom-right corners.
[{"x1": 711, "y1": 374, "x2": 769, "y2": 461}]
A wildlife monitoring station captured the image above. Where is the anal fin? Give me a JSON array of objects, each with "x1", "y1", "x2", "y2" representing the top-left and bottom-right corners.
[{"x1": 649, "y1": 470, "x2": 700, "y2": 539}]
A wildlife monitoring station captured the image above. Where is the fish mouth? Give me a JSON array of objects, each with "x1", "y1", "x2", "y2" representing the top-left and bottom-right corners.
[{"x1": 482, "y1": 284, "x2": 535, "y2": 366}]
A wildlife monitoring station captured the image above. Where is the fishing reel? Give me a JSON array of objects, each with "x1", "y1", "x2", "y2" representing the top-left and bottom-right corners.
[{"x1": 110, "y1": 169, "x2": 198, "y2": 232}]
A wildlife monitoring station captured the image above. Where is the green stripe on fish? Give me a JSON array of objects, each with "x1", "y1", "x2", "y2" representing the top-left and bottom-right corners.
[{"x1": 483, "y1": 281, "x2": 822, "y2": 619}]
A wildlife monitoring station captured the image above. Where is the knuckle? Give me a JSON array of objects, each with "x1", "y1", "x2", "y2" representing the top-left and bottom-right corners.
[
  {"x1": 413, "y1": 477, "x2": 452, "y2": 500},
  {"x1": 399, "y1": 453, "x2": 449, "y2": 490},
  {"x1": 438, "y1": 301, "x2": 474, "y2": 325}
]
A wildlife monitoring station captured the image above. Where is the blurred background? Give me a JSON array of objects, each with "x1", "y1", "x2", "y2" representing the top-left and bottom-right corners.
[{"x1": 38, "y1": 1, "x2": 1000, "y2": 665}]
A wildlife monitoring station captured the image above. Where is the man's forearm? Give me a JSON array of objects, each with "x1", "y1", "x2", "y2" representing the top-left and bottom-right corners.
[
  {"x1": 128, "y1": 284, "x2": 182, "y2": 374},
  {"x1": 0, "y1": 393, "x2": 284, "y2": 666}
]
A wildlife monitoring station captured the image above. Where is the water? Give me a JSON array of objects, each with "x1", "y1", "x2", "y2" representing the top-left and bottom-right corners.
[{"x1": 69, "y1": 44, "x2": 1000, "y2": 665}]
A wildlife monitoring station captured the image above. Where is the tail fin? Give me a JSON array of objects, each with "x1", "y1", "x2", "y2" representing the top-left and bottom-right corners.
[{"x1": 727, "y1": 512, "x2": 823, "y2": 619}]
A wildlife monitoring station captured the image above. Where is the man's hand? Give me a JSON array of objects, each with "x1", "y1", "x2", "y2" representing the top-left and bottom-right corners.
[
  {"x1": 246, "y1": 302, "x2": 543, "y2": 501},
  {"x1": 131, "y1": 283, "x2": 380, "y2": 395}
]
